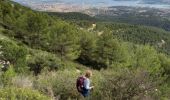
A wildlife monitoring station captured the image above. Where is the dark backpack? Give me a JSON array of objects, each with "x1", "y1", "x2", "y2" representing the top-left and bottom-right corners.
[{"x1": 76, "y1": 76, "x2": 85, "y2": 92}]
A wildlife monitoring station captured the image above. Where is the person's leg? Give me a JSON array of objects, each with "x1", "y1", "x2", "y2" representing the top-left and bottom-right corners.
[{"x1": 83, "y1": 90, "x2": 90, "y2": 100}]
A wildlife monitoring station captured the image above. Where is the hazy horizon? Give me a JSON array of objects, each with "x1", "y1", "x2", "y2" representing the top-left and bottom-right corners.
[{"x1": 12, "y1": 0, "x2": 170, "y2": 9}]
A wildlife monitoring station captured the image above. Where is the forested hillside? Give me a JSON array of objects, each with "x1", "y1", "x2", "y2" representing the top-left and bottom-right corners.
[
  {"x1": 93, "y1": 6, "x2": 170, "y2": 31},
  {"x1": 47, "y1": 12, "x2": 97, "y2": 21},
  {"x1": 95, "y1": 22, "x2": 170, "y2": 55},
  {"x1": 0, "y1": 0, "x2": 170, "y2": 100},
  {"x1": 95, "y1": 13, "x2": 170, "y2": 31}
]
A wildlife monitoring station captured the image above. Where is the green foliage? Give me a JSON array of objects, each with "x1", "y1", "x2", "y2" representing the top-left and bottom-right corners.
[
  {"x1": 47, "y1": 12, "x2": 97, "y2": 21},
  {"x1": 78, "y1": 32, "x2": 128, "y2": 69},
  {"x1": 0, "y1": 1, "x2": 170, "y2": 99},
  {"x1": 0, "y1": 5, "x2": 2, "y2": 20},
  {"x1": 97, "y1": 23, "x2": 170, "y2": 55},
  {"x1": 46, "y1": 24, "x2": 81, "y2": 60},
  {"x1": 0, "y1": 1, "x2": 12, "y2": 22},
  {"x1": 0, "y1": 87, "x2": 50, "y2": 100},
  {"x1": 92, "y1": 68, "x2": 164, "y2": 100},
  {"x1": 1, "y1": 67, "x2": 16, "y2": 86},
  {"x1": 0, "y1": 1, "x2": 82, "y2": 60},
  {"x1": 158, "y1": 54, "x2": 170, "y2": 78},
  {"x1": 134, "y1": 45, "x2": 162, "y2": 73},
  {"x1": 27, "y1": 49, "x2": 61, "y2": 75},
  {"x1": 25, "y1": 12, "x2": 48, "y2": 33},
  {"x1": 33, "y1": 68, "x2": 167, "y2": 100},
  {"x1": 0, "y1": 40, "x2": 28, "y2": 73},
  {"x1": 34, "y1": 70, "x2": 81, "y2": 100},
  {"x1": 160, "y1": 84, "x2": 170, "y2": 99},
  {"x1": 78, "y1": 31, "x2": 98, "y2": 66},
  {"x1": 96, "y1": 32, "x2": 127, "y2": 68},
  {"x1": 34, "y1": 70, "x2": 103, "y2": 100},
  {"x1": 95, "y1": 10, "x2": 170, "y2": 31}
]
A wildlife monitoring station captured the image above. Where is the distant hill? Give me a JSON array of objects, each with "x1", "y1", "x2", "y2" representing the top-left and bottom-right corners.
[
  {"x1": 46, "y1": 12, "x2": 97, "y2": 21},
  {"x1": 95, "y1": 14, "x2": 170, "y2": 31},
  {"x1": 83, "y1": 6, "x2": 170, "y2": 31}
]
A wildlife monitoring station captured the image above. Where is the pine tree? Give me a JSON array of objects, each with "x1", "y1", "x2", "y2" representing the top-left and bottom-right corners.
[
  {"x1": 96, "y1": 32, "x2": 126, "y2": 67},
  {"x1": 48, "y1": 24, "x2": 80, "y2": 60},
  {"x1": 26, "y1": 12, "x2": 48, "y2": 33},
  {"x1": 78, "y1": 31, "x2": 98, "y2": 64}
]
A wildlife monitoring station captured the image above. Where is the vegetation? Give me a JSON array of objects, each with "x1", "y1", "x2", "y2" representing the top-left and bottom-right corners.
[
  {"x1": 0, "y1": 0, "x2": 170, "y2": 99},
  {"x1": 95, "y1": 10, "x2": 170, "y2": 31},
  {"x1": 47, "y1": 12, "x2": 97, "y2": 21},
  {"x1": 0, "y1": 87, "x2": 50, "y2": 100},
  {"x1": 102, "y1": 23, "x2": 170, "y2": 55}
]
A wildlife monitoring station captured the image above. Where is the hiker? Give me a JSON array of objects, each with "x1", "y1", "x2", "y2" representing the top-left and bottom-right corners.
[{"x1": 76, "y1": 70, "x2": 94, "y2": 98}]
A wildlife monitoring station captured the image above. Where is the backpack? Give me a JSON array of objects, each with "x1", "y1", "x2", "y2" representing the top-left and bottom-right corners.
[{"x1": 76, "y1": 76, "x2": 85, "y2": 92}]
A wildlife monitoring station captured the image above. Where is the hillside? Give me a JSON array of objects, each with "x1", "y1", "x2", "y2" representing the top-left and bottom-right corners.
[
  {"x1": 0, "y1": 0, "x2": 170, "y2": 100},
  {"x1": 51, "y1": 12, "x2": 170, "y2": 55},
  {"x1": 95, "y1": 22, "x2": 170, "y2": 55},
  {"x1": 84, "y1": 6, "x2": 170, "y2": 31},
  {"x1": 46, "y1": 12, "x2": 97, "y2": 21},
  {"x1": 95, "y1": 14, "x2": 170, "y2": 31}
]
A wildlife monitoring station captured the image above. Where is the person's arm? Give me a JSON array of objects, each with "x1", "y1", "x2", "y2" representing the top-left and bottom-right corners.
[{"x1": 84, "y1": 78, "x2": 93, "y2": 90}]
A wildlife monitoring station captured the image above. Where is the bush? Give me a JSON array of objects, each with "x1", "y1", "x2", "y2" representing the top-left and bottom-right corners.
[
  {"x1": 0, "y1": 40, "x2": 28, "y2": 73},
  {"x1": 160, "y1": 84, "x2": 170, "y2": 100},
  {"x1": 12, "y1": 75, "x2": 33, "y2": 88},
  {"x1": 96, "y1": 33, "x2": 127, "y2": 68},
  {"x1": 34, "y1": 69, "x2": 101, "y2": 99},
  {"x1": 134, "y1": 45, "x2": 162, "y2": 74},
  {"x1": 33, "y1": 68, "x2": 167, "y2": 100},
  {"x1": 158, "y1": 53, "x2": 170, "y2": 77},
  {"x1": 34, "y1": 70, "x2": 82, "y2": 100},
  {"x1": 0, "y1": 87, "x2": 50, "y2": 100},
  {"x1": 27, "y1": 49, "x2": 61, "y2": 75},
  {"x1": 1, "y1": 67, "x2": 16, "y2": 86},
  {"x1": 90, "y1": 68, "x2": 164, "y2": 100}
]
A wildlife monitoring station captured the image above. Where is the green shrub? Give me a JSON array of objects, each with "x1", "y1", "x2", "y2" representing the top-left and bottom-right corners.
[
  {"x1": 34, "y1": 70, "x2": 82, "y2": 100},
  {"x1": 134, "y1": 45, "x2": 162, "y2": 73},
  {"x1": 0, "y1": 87, "x2": 50, "y2": 100},
  {"x1": 33, "y1": 68, "x2": 166, "y2": 100},
  {"x1": 95, "y1": 33, "x2": 127, "y2": 68},
  {"x1": 160, "y1": 84, "x2": 170, "y2": 100},
  {"x1": 1, "y1": 67, "x2": 16, "y2": 86},
  {"x1": 27, "y1": 49, "x2": 61, "y2": 75},
  {"x1": 90, "y1": 68, "x2": 164, "y2": 100},
  {"x1": 158, "y1": 53, "x2": 170, "y2": 77},
  {"x1": 0, "y1": 40, "x2": 28, "y2": 73},
  {"x1": 34, "y1": 69, "x2": 100, "y2": 99}
]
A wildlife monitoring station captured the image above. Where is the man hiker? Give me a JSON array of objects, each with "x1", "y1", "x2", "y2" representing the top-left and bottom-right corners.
[{"x1": 76, "y1": 70, "x2": 94, "y2": 98}]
